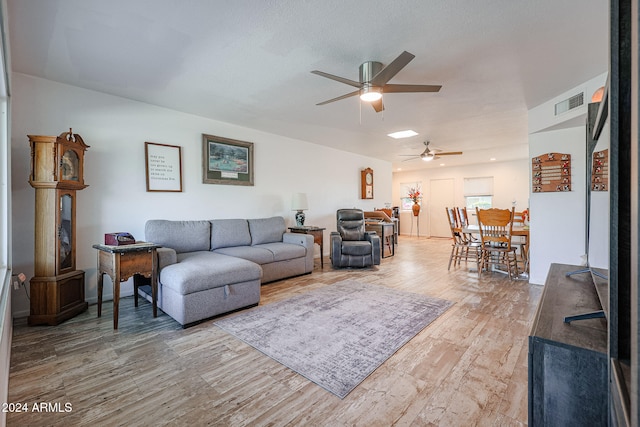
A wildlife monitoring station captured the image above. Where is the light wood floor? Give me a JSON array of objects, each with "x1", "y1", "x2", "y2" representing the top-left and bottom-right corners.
[{"x1": 8, "y1": 236, "x2": 542, "y2": 426}]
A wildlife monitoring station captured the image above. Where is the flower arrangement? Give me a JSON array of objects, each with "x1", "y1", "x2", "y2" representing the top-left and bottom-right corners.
[{"x1": 407, "y1": 187, "x2": 421, "y2": 204}]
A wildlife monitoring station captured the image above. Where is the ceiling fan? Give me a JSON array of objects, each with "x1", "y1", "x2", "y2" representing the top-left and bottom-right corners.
[
  {"x1": 400, "y1": 141, "x2": 463, "y2": 162},
  {"x1": 311, "y1": 51, "x2": 441, "y2": 112}
]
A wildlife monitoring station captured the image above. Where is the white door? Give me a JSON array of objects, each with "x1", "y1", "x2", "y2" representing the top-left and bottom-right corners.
[{"x1": 430, "y1": 178, "x2": 455, "y2": 237}]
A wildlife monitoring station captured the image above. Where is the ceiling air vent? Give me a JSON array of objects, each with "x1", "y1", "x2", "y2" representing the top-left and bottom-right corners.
[{"x1": 554, "y1": 92, "x2": 584, "y2": 115}]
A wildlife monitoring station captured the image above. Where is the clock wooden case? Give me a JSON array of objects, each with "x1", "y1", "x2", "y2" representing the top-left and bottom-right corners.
[
  {"x1": 361, "y1": 167, "x2": 374, "y2": 199},
  {"x1": 28, "y1": 129, "x2": 89, "y2": 326}
]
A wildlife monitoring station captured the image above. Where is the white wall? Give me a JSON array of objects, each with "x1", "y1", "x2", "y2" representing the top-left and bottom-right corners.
[
  {"x1": 10, "y1": 73, "x2": 393, "y2": 317},
  {"x1": 529, "y1": 73, "x2": 607, "y2": 134},
  {"x1": 526, "y1": 74, "x2": 607, "y2": 285},
  {"x1": 392, "y1": 160, "x2": 530, "y2": 236},
  {"x1": 528, "y1": 126, "x2": 587, "y2": 284}
]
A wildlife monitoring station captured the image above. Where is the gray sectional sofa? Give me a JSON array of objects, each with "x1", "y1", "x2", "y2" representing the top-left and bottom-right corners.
[{"x1": 144, "y1": 216, "x2": 314, "y2": 327}]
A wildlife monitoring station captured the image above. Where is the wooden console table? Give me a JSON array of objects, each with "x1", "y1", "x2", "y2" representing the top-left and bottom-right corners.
[
  {"x1": 528, "y1": 263, "x2": 607, "y2": 426},
  {"x1": 93, "y1": 242, "x2": 160, "y2": 329},
  {"x1": 288, "y1": 226, "x2": 325, "y2": 268}
]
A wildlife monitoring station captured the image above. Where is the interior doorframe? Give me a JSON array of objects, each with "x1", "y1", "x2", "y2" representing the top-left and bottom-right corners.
[{"x1": 429, "y1": 178, "x2": 455, "y2": 238}]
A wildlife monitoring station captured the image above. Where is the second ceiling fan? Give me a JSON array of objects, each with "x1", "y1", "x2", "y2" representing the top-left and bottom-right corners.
[
  {"x1": 311, "y1": 51, "x2": 441, "y2": 112},
  {"x1": 400, "y1": 141, "x2": 463, "y2": 162}
]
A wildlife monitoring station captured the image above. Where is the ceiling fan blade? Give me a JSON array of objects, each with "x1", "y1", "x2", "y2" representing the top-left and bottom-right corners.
[
  {"x1": 383, "y1": 84, "x2": 442, "y2": 93},
  {"x1": 371, "y1": 98, "x2": 384, "y2": 112},
  {"x1": 401, "y1": 157, "x2": 420, "y2": 162},
  {"x1": 311, "y1": 70, "x2": 362, "y2": 88},
  {"x1": 370, "y1": 51, "x2": 415, "y2": 86},
  {"x1": 434, "y1": 151, "x2": 463, "y2": 156},
  {"x1": 316, "y1": 90, "x2": 360, "y2": 106}
]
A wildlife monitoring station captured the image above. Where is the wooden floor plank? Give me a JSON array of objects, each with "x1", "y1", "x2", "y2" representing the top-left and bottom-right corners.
[{"x1": 8, "y1": 236, "x2": 542, "y2": 426}]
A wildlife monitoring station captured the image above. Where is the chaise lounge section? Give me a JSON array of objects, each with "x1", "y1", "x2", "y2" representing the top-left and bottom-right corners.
[{"x1": 144, "y1": 216, "x2": 314, "y2": 327}]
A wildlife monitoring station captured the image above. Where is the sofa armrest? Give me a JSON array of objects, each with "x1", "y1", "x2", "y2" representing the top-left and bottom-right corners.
[
  {"x1": 283, "y1": 232, "x2": 315, "y2": 272},
  {"x1": 330, "y1": 231, "x2": 342, "y2": 265},
  {"x1": 156, "y1": 247, "x2": 177, "y2": 271},
  {"x1": 365, "y1": 232, "x2": 381, "y2": 265},
  {"x1": 283, "y1": 232, "x2": 313, "y2": 248}
]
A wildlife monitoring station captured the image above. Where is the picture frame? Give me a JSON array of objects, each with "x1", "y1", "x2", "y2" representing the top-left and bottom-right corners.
[
  {"x1": 202, "y1": 134, "x2": 254, "y2": 186},
  {"x1": 145, "y1": 142, "x2": 183, "y2": 192},
  {"x1": 361, "y1": 167, "x2": 374, "y2": 199}
]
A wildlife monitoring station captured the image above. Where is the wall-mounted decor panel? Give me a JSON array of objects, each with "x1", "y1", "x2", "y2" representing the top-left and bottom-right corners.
[
  {"x1": 532, "y1": 153, "x2": 571, "y2": 193},
  {"x1": 591, "y1": 149, "x2": 608, "y2": 192}
]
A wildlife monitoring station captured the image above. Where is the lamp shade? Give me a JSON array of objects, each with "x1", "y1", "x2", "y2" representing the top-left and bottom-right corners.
[{"x1": 291, "y1": 193, "x2": 309, "y2": 211}]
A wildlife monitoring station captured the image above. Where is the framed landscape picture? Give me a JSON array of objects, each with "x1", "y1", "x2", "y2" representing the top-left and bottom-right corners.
[{"x1": 202, "y1": 134, "x2": 254, "y2": 186}]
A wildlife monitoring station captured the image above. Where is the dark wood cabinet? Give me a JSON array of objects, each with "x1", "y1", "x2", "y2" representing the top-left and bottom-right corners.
[{"x1": 528, "y1": 263, "x2": 608, "y2": 426}]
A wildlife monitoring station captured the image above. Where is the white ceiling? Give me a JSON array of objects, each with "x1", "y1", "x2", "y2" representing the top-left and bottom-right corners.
[{"x1": 6, "y1": 0, "x2": 608, "y2": 171}]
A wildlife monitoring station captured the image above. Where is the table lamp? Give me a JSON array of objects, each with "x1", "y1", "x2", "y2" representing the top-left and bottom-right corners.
[{"x1": 291, "y1": 193, "x2": 309, "y2": 226}]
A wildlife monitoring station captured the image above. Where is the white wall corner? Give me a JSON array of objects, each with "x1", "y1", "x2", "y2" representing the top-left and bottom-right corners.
[{"x1": 528, "y1": 72, "x2": 608, "y2": 135}]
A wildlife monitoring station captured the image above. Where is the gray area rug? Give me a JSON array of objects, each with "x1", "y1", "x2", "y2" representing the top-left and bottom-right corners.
[{"x1": 214, "y1": 279, "x2": 454, "y2": 398}]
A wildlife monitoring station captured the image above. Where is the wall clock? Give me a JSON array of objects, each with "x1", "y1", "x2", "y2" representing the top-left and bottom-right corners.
[{"x1": 361, "y1": 167, "x2": 373, "y2": 199}]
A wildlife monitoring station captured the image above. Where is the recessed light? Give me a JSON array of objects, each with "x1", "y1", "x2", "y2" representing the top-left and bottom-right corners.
[
  {"x1": 388, "y1": 130, "x2": 418, "y2": 139},
  {"x1": 490, "y1": 157, "x2": 496, "y2": 161},
  {"x1": 440, "y1": 163, "x2": 445, "y2": 166}
]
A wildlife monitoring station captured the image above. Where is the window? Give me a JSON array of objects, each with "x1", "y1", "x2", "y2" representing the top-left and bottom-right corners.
[
  {"x1": 464, "y1": 177, "x2": 493, "y2": 212},
  {"x1": 0, "y1": 4, "x2": 11, "y2": 421},
  {"x1": 465, "y1": 195, "x2": 492, "y2": 211}
]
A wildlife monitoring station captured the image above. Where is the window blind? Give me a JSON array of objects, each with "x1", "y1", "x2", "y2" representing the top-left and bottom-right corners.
[{"x1": 463, "y1": 177, "x2": 493, "y2": 196}]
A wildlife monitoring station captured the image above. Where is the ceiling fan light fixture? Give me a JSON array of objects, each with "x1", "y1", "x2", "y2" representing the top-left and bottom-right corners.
[
  {"x1": 421, "y1": 153, "x2": 435, "y2": 161},
  {"x1": 360, "y1": 86, "x2": 382, "y2": 102}
]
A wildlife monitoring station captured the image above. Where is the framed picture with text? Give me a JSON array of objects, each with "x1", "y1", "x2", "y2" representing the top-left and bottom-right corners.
[
  {"x1": 145, "y1": 142, "x2": 183, "y2": 192},
  {"x1": 202, "y1": 134, "x2": 254, "y2": 186}
]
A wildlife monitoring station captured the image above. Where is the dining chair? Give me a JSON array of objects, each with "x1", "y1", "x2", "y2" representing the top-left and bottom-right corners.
[
  {"x1": 513, "y1": 211, "x2": 526, "y2": 226},
  {"x1": 446, "y1": 207, "x2": 481, "y2": 274},
  {"x1": 511, "y1": 210, "x2": 528, "y2": 269},
  {"x1": 475, "y1": 207, "x2": 519, "y2": 279},
  {"x1": 456, "y1": 206, "x2": 478, "y2": 242}
]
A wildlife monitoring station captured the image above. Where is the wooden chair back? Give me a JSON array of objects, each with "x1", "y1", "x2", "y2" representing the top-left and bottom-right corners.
[
  {"x1": 456, "y1": 207, "x2": 470, "y2": 227},
  {"x1": 512, "y1": 211, "x2": 526, "y2": 226},
  {"x1": 475, "y1": 207, "x2": 515, "y2": 249},
  {"x1": 446, "y1": 207, "x2": 465, "y2": 243}
]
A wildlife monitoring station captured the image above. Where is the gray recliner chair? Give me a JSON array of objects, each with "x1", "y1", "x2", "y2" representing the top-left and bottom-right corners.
[{"x1": 330, "y1": 209, "x2": 381, "y2": 268}]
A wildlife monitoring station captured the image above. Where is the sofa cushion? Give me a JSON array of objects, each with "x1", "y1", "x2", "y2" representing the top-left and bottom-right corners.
[
  {"x1": 213, "y1": 246, "x2": 275, "y2": 264},
  {"x1": 145, "y1": 220, "x2": 211, "y2": 253},
  {"x1": 341, "y1": 241, "x2": 372, "y2": 256},
  {"x1": 210, "y1": 219, "x2": 251, "y2": 250},
  {"x1": 249, "y1": 216, "x2": 286, "y2": 245},
  {"x1": 254, "y1": 242, "x2": 306, "y2": 262},
  {"x1": 162, "y1": 251, "x2": 262, "y2": 295}
]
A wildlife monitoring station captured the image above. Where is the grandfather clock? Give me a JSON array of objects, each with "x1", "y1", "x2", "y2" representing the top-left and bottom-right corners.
[{"x1": 28, "y1": 129, "x2": 89, "y2": 326}]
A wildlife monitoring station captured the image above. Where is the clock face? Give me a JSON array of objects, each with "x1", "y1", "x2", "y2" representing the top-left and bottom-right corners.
[
  {"x1": 61, "y1": 150, "x2": 79, "y2": 181},
  {"x1": 365, "y1": 172, "x2": 373, "y2": 185}
]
